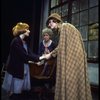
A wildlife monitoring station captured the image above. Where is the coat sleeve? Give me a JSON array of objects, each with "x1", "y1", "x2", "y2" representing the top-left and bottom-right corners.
[
  {"x1": 11, "y1": 39, "x2": 39, "y2": 63},
  {"x1": 50, "y1": 23, "x2": 71, "y2": 58},
  {"x1": 51, "y1": 45, "x2": 59, "y2": 57}
]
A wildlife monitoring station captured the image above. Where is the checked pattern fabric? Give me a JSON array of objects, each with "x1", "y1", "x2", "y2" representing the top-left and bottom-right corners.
[{"x1": 52, "y1": 23, "x2": 92, "y2": 100}]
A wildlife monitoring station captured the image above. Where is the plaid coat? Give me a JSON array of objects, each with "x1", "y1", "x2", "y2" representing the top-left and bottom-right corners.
[{"x1": 51, "y1": 23, "x2": 92, "y2": 100}]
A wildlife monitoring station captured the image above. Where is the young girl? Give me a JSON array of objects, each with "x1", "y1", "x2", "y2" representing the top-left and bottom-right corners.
[
  {"x1": 2, "y1": 22, "x2": 43, "y2": 100},
  {"x1": 39, "y1": 28, "x2": 56, "y2": 56},
  {"x1": 38, "y1": 28, "x2": 56, "y2": 76}
]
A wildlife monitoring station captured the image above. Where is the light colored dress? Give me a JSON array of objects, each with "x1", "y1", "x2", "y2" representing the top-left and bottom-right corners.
[{"x1": 2, "y1": 42, "x2": 31, "y2": 94}]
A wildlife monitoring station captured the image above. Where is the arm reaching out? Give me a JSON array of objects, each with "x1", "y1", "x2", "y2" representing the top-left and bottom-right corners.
[{"x1": 39, "y1": 53, "x2": 52, "y2": 60}]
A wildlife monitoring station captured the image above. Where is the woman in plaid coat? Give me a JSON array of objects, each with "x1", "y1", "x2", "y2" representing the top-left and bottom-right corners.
[{"x1": 45, "y1": 13, "x2": 92, "y2": 100}]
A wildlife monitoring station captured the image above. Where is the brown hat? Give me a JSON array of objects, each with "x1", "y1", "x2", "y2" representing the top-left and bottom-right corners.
[
  {"x1": 46, "y1": 13, "x2": 63, "y2": 26},
  {"x1": 12, "y1": 22, "x2": 29, "y2": 36}
]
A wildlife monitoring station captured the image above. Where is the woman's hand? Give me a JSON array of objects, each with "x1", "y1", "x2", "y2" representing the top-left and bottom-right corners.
[{"x1": 39, "y1": 53, "x2": 51, "y2": 60}]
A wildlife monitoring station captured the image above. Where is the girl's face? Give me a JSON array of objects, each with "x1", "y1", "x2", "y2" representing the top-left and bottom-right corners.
[
  {"x1": 48, "y1": 19, "x2": 57, "y2": 29},
  {"x1": 24, "y1": 29, "x2": 30, "y2": 37},
  {"x1": 43, "y1": 33, "x2": 50, "y2": 42}
]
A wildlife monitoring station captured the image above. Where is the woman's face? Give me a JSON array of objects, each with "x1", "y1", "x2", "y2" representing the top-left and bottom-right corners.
[
  {"x1": 48, "y1": 19, "x2": 57, "y2": 29},
  {"x1": 43, "y1": 33, "x2": 50, "y2": 42}
]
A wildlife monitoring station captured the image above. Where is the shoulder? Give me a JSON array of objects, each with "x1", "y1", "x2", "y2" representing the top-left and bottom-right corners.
[
  {"x1": 51, "y1": 41, "x2": 56, "y2": 48},
  {"x1": 40, "y1": 41, "x2": 43, "y2": 45},
  {"x1": 12, "y1": 37, "x2": 20, "y2": 42},
  {"x1": 62, "y1": 23, "x2": 76, "y2": 29},
  {"x1": 51, "y1": 40, "x2": 55, "y2": 45},
  {"x1": 11, "y1": 37, "x2": 22, "y2": 46}
]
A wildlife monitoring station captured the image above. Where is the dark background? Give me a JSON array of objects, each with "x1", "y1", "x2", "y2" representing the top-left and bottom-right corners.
[{"x1": 0, "y1": 0, "x2": 42, "y2": 65}]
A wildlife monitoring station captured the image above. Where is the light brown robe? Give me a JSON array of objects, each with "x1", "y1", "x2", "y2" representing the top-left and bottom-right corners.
[{"x1": 51, "y1": 23, "x2": 92, "y2": 100}]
